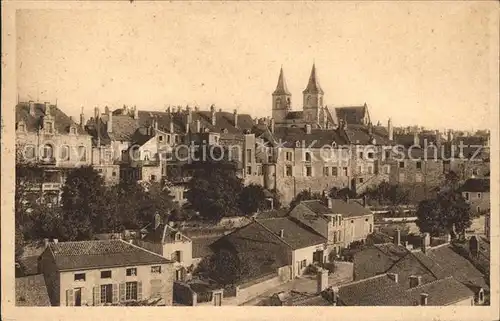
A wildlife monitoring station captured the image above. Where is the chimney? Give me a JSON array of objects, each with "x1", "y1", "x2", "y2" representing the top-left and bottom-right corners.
[
  {"x1": 233, "y1": 109, "x2": 238, "y2": 128},
  {"x1": 186, "y1": 106, "x2": 192, "y2": 133},
  {"x1": 317, "y1": 268, "x2": 329, "y2": 293},
  {"x1": 362, "y1": 195, "x2": 367, "y2": 207},
  {"x1": 305, "y1": 124, "x2": 312, "y2": 134},
  {"x1": 210, "y1": 105, "x2": 216, "y2": 125},
  {"x1": 387, "y1": 273, "x2": 398, "y2": 283},
  {"x1": 195, "y1": 119, "x2": 201, "y2": 133},
  {"x1": 394, "y1": 228, "x2": 401, "y2": 246},
  {"x1": 388, "y1": 118, "x2": 393, "y2": 141},
  {"x1": 79, "y1": 107, "x2": 85, "y2": 128},
  {"x1": 29, "y1": 101, "x2": 36, "y2": 116},
  {"x1": 154, "y1": 213, "x2": 162, "y2": 230},
  {"x1": 327, "y1": 198, "x2": 333, "y2": 209},
  {"x1": 169, "y1": 119, "x2": 174, "y2": 133},
  {"x1": 421, "y1": 233, "x2": 430, "y2": 253},
  {"x1": 409, "y1": 275, "x2": 422, "y2": 288},
  {"x1": 279, "y1": 229, "x2": 284, "y2": 238},
  {"x1": 107, "y1": 107, "x2": 113, "y2": 133},
  {"x1": 94, "y1": 106, "x2": 100, "y2": 120},
  {"x1": 435, "y1": 130, "x2": 441, "y2": 146},
  {"x1": 133, "y1": 106, "x2": 139, "y2": 119},
  {"x1": 413, "y1": 131, "x2": 419, "y2": 146},
  {"x1": 270, "y1": 118, "x2": 275, "y2": 134},
  {"x1": 44, "y1": 102, "x2": 51, "y2": 115},
  {"x1": 420, "y1": 293, "x2": 428, "y2": 306},
  {"x1": 43, "y1": 238, "x2": 49, "y2": 248}
]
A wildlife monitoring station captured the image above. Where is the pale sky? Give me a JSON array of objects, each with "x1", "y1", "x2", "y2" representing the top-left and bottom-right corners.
[{"x1": 16, "y1": 2, "x2": 497, "y2": 130}]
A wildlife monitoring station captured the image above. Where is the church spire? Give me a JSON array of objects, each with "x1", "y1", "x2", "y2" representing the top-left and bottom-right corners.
[
  {"x1": 303, "y1": 63, "x2": 324, "y2": 94},
  {"x1": 273, "y1": 66, "x2": 291, "y2": 96}
]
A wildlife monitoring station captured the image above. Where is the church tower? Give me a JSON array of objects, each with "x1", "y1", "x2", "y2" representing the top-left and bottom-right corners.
[
  {"x1": 272, "y1": 67, "x2": 292, "y2": 123},
  {"x1": 302, "y1": 63, "x2": 324, "y2": 124}
]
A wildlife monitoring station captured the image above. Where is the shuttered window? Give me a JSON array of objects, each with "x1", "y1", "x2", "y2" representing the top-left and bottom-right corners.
[
  {"x1": 93, "y1": 286, "x2": 101, "y2": 306},
  {"x1": 66, "y1": 289, "x2": 74, "y2": 306}
]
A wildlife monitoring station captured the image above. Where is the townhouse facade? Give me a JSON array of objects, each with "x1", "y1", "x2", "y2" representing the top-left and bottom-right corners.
[{"x1": 38, "y1": 239, "x2": 174, "y2": 306}]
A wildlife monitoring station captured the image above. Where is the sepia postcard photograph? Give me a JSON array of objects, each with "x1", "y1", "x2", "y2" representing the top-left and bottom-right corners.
[{"x1": 1, "y1": 1, "x2": 499, "y2": 320}]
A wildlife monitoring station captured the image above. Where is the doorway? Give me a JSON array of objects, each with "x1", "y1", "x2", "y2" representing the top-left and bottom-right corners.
[
  {"x1": 74, "y1": 288, "x2": 82, "y2": 306},
  {"x1": 313, "y1": 250, "x2": 324, "y2": 264},
  {"x1": 214, "y1": 293, "x2": 222, "y2": 306}
]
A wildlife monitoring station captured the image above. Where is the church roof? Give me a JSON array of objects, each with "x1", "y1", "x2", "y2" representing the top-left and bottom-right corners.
[
  {"x1": 303, "y1": 64, "x2": 324, "y2": 95},
  {"x1": 273, "y1": 67, "x2": 291, "y2": 96}
]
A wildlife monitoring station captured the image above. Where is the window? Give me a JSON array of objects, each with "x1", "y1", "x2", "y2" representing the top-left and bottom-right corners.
[
  {"x1": 342, "y1": 167, "x2": 348, "y2": 176},
  {"x1": 98, "y1": 168, "x2": 103, "y2": 173},
  {"x1": 74, "y1": 273, "x2": 86, "y2": 281},
  {"x1": 174, "y1": 135, "x2": 180, "y2": 144},
  {"x1": 385, "y1": 151, "x2": 391, "y2": 160},
  {"x1": 301, "y1": 259, "x2": 307, "y2": 269},
  {"x1": 323, "y1": 167, "x2": 330, "y2": 176},
  {"x1": 126, "y1": 268, "x2": 137, "y2": 276},
  {"x1": 367, "y1": 166, "x2": 373, "y2": 175},
  {"x1": 246, "y1": 166, "x2": 252, "y2": 175},
  {"x1": 477, "y1": 193, "x2": 482, "y2": 199},
  {"x1": 333, "y1": 231, "x2": 337, "y2": 243},
  {"x1": 45, "y1": 121, "x2": 54, "y2": 133},
  {"x1": 125, "y1": 282, "x2": 138, "y2": 301},
  {"x1": 367, "y1": 152, "x2": 374, "y2": 159},
  {"x1": 369, "y1": 224, "x2": 373, "y2": 233},
  {"x1": 477, "y1": 206, "x2": 481, "y2": 213},
  {"x1": 305, "y1": 166, "x2": 312, "y2": 177},
  {"x1": 175, "y1": 233, "x2": 182, "y2": 241},
  {"x1": 358, "y1": 166, "x2": 363, "y2": 174},
  {"x1": 101, "y1": 271, "x2": 112, "y2": 279},
  {"x1": 472, "y1": 169, "x2": 479, "y2": 176},
  {"x1": 78, "y1": 146, "x2": 86, "y2": 161},
  {"x1": 415, "y1": 173, "x2": 423, "y2": 183},
  {"x1": 416, "y1": 161, "x2": 422, "y2": 169},
  {"x1": 18, "y1": 123, "x2": 25, "y2": 131},
  {"x1": 173, "y1": 251, "x2": 182, "y2": 263},
  {"x1": 151, "y1": 266, "x2": 162, "y2": 274},
  {"x1": 359, "y1": 152, "x2": 364, "y2": 159},
  {"x1": 158, "y1": 135, "x2": 163, "y2": 142},
  {"x1": 112, "y1": 171, "x2": 117, "y2": 177},
  {"x1": 399, "y1": 161, "x2": 405, "y2": 168},
  {"x1": 464, "y1": 192, "x2": 470, "y2": 201},
  {"x1": 399, "y1": 173, "x2": 405, "y2": 182},
  {"x1": 166, "y1": 135, "x2": 171, "y2": 144},
  {"x1": 286, "y1": 165, "x2": 293, "y2": 177},
  {"x1": 332, "y1": 167, "x2": 338, "y2": 177},
  {"x1": 257, "y1": 165, "x2": 263, "y2": 175},
  {"x1": 384, "y1": 166, "x2": 390, "y2": 174},
  {"x1": 359, "y1": 178, "x2": 364, "y2": 183},
  {"x1": 25, "y1": 145, "x2": 36, "y2": 159},
  {"x1": 338, "y1": 230, "x2": 342, "y2": 241},
  {"x1": 304, "y1": 152, "x2": 311, "y2": 162},
  {"x1": 144, "y1": 151, "x2": 150, "y2": 161},
  {"x1": 245, "y1": 149, "x2": 252, "y2": 162},
  {"x1": 41, "y1": 144, "x2": 54, "y2": 159},
  {"x1": 285, "y1": 152, "x2": 293, "y2": 162},
  {"x1": 71, "y1": 127, "x2": 77, "y2": 134},
  {"x1": 100, "y1": 284, "x2": 113, "y2": 304},
  {"x1": 150, "y1": 175, "x2": 156, "y2": 181}
]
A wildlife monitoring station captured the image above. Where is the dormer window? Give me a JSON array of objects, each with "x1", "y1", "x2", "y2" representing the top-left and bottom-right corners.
[
  {"x1": 45, "y1": 121, "x2": 54, "y2": 133},
  {"x1": 175, "y1": 233, "x2": 182, "y2": 241},
  {"x1": 17, "y1": 121, "x2": 26, "y2": 132},
  {"x1": 69, "y1": 126, "x2": 77, "y2": 135}
]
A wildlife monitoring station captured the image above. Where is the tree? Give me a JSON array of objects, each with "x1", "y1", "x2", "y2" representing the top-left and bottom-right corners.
[
  {"x1": 186, "y1": 163, "x2": 243, "y2": 221},
  {"x1": 289, "y1": 189, "x2": 325, "y2": 209},
  {"x1": 329, "y1": 187, "x2": 356, "y2": 200},
  {"x1": 416, "y1": 190, "x2": 472, "y2": 239},
  {"x1": 238, "y1": 184, "x2": 266, "y2": 215},
  {"x1": 60, "y1": 166, "x2": 111, "y2": 240},
  {"x1": 362, "y1": 182, "x2": 410, "y2": 206}
]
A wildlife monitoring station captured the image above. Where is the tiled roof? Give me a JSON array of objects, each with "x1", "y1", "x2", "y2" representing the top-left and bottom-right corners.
[
  {"x1": 338, "y1": 274, "x2": 408, "y2": 306},
  {"x1": 16, "y1": 102, "x2": 88, "y2": 135},
  {"x1": 271, "y1": 126, "x2": 349, "y2": 147},
  {"x1": 425, "y1": 245, "x2": 489, "y2": 291},
  {"x1": 254, "y1": 208, "x2": 290, "y2": 219},
  {"x1": 301, "y1": 200, "x2": 333, "y2": 215},
  {"x1": 353, "y1": 244, "x2": 408, "y2": 280},
  {"x1": 335, "y1": 106, "x2": 367, "y2": 125},
  {"x1": 405, "y1": 276, "x2": 474, "y2": 306},
  {"x1": 460, "y1": 178, "x2": 490, "y2": 193},
  {"x1": 47, "y1": 240, "x2": 170, "y2": 271},
  {"x1": 327, "y1": 199, "x2": 372, "y2": 218},
  {"x1": 256, "y1": 217, "x2": 327, "y2": 250},
  {"x1": 344, "y1": 124, "x2": 391, "y2": 145},
  {"x1": 15, "y1": 274, "x2": 51, "y2": 306},
  {"x1": 192, "y1": 236, "x2": 219, "y2": 259}
]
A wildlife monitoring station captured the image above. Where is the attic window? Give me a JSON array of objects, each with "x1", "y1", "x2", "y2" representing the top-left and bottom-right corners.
[
  {"x1": 17, "y1": 122, "x2": 25, "y2": 132},
  {"x1": 70, "y1": 126, "x2": 77, "y2": 134},
  {"x1": 295, "y1": 141, "x2": 301, "y2": 147},
  {"x1": 175, "y1": 233, "x2": 182, "y2": 241},
  {"x1": 331, "y1": 142, "x2": 337, "y2": 147}
]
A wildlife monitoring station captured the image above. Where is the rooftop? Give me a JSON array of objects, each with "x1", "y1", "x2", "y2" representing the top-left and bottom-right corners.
[
  {"x1": 460, "y1": 178, "x2": 490, "y2": 193},
  {"x1": 46, "y1": 239, "x2": 171, "y2": 271}
]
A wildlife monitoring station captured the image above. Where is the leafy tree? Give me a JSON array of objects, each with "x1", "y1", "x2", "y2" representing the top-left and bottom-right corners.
[
  {"x1": 362, "y1": 182, "x2": 410, "y2": 206},
  {"x1": 238, "y1": 184, "x2": 266, "y2": 215},
  {"x1": 416, "y1": 190, "x2": 472, "y2": 239},
  {"x1": 329, "y1": 187, "x2": 356, "y2": 200},
  {"x1": 289, "y1": 189, "x2": 325, "y2": 209},
  {"x1": 186, "y1": 163, "x2": 243, "y2": 221},
  {"x1": 60, "y1": 166, "x2": 111, "y2": 240}
]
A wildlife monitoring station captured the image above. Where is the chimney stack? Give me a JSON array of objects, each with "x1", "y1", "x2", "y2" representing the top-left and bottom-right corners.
[
  {"x1": 233, "y1": 109, "x2": 238, "y2": 128},
  {"x1": 106, "y1": 107, "x2": 113, "y2": 133},
  {"x1": 409, "y1": 275, "x2": 422, "y2": 288},
  {"x1": 413, "y1": 131, "x2": 419, "y2": 146},
  {"x1": 133, "y1": 106, "x2": 139, "y2": 119},
  {"x1": 421, "y1": 233, "x2": 430, "y2": 253},
  {"x1": 94, "y1": 107, "x2": 100, "y2": 120},
  {"x1": 388, "y1": 118, "x2": 393, "y2": 141},
  {"x1": 186, "y1": 106, "x2": 192, "y2": 133},
  {"x1": 169, "y1": 119, "x2": 174, "y2": 133},
  {"x1": 362, "y1": 195, "x2": 367, "y2": 207},
  {"x1": 327, "y1": 198, "x2": 333, "y2": 209},
  {"x1": 394, "y1": 228, "x2": 401, "y2": 246},
  {"x1": 387, "y1": 273, "x2": 398, "y2": 283},
  {"x1": 305, "y1": 124, "x2": 312, "y2": 134},
  {"x1": 210, "y1": 105, "x2": 216, "y2": 126},
  {"x1": 43, "y1": 238, "x2": 49, "y2": 248},
  {"x1": 79, "y1": 107, "x2": 85, "y2": 128},
  {"x1": 279, "y1": 229, "x2": 284, "y2": 238},
  {"x1": 419, "y1": 293, "x2": 428, "y2": 306},
  {"x1": 29, "y1": 101, "x2": 36, "y2": 116},
  {"x1": 270, "y1": 118, "x2": 275, "y2": 134},
  {"x1": 195, "y1": 119, "x2": 201, "y2": 133}
]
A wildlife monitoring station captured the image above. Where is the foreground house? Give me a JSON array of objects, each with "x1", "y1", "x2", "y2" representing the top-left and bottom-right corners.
[
  {"x1": 38, "y1": 239, "x2": 174, "y2": 306},
  {"x1": 460, "y1": 178, "x2": 490, "y2": 214}
]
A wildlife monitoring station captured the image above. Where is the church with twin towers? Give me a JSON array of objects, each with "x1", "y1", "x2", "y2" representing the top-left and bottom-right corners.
[{"x1": 271, "y1": 64, "x2": 372, "y2": 129}]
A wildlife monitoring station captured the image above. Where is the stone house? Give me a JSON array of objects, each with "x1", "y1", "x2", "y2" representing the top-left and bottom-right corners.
[
  {"x1": 38, "y1": 239, "x2": 174, "y2": 306},
  {"x1": 459, "y1": 178, "x2": 490, "y2": 214}
]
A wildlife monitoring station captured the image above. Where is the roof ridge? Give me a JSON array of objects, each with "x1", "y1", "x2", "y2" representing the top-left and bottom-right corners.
[
  {"x1": 410, "y1": 250, "x2": 444, "y2": 279},
  {"x1": 405, "y1": 275, "x2": 454, "y2": 292},
  {"x1": 253, "y1": 219, "x2": 293, "y2": 249},
  {"x1": 118, "y1": 239, "x2": 173, "y2": 262},
  {"x1": 340, "y1": 273, "x2": 391, "y2": 287}
]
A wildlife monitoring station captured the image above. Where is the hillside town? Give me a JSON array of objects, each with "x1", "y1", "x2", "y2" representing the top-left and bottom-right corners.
[{"x1": 15, "y1": 64, "x2": 490, "y2": 307}]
